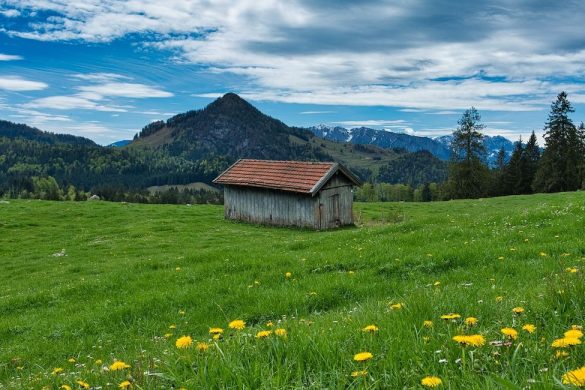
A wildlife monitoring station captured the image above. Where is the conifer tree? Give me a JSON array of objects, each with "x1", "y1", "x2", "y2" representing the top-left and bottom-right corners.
[
  {"x1": 447, "y1": 107, "x2": 490, "y2": 198},
  {"x1": 533, "y1": 92, "x2": 585, "y2": 192}
]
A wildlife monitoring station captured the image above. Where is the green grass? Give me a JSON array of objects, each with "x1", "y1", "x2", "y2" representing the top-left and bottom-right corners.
[{"x1": 0, "y1": 193, "x2": 584, "y2": 389}]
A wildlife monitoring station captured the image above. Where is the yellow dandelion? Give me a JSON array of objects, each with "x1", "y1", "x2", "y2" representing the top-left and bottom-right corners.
[
  {"x1": 229, "y1": 320, "x2": 246, "y2": 330},
  {"x1": 164, "y1": 333, "x2": 173, "y2": 338},
  {"x1": 565, "y1": 329, "x2": 584, "y2": 339},
  {"x1": 421, "y1": 376, "x2": 443, "y2": 388},
  {"x1": 522, "y1": 324, "x2": 536, "y2": 334},
  {"x1": 423, "y1": 320, "x2": 433, "y2": 328},
  {"x1": 266, "y1": 321, "x2": 274, "y2": 327},
  {"x1": 551, "y1": 337, "x2": 582, "y2": 348},
  {"x1": 119, "y1": 380, "x2": 132, "y2": 389},
  {"x1": 67, "y1": 358, "x2": 76, "y2": 363},
  {"x1": 556, "y1": 350, "x2": 570, "y2": 359},
  {"x1": 464, "y1": 317, "x2": 478, "y2": 326},
  {"x1": 109, "y1": 361, "x2": 130, "y2": 371},
  {"x1": 274, "y1": 328, "x2": 287, "y2": 337},
  {"x1": 212, "y1": 333, "x2": 222, "y2": 341},
  {"x1": 501, "y1": 327, "x2": 518, "y2": 340},
  {"x1": 285, "y1": 272, "x2": 292, "y2": 278},
  {"x1": 512, "y1": 307, "x2": 524, "y2": 314},
  {"x1": 76, "y1": 381, "x2": 90, "y2": 389},
  {"x1": 196, "y1": 342, "x2": 209, "y2": 352},
  {"x1": 566, "y1": 267, "x2": 578, "y2": 273},
  {"x1": 255, "y1": 330, "x2": 272, "y2": 339},
  {"x1": 362, "y1": 324, "x2": 379, "y2": 333},
  {"x1": 390, "y1": 303, "x2": 404, "y2": 310},
  {"x1": 175, "y1": 335, "x2": 193, "y2": 349},
  {"x1": 562, "y1": 366, "x2": 585, "y2": 387},
  {"x1": 353, "y1": 352, "x2": 373, "y2": 362},
  {"x1": 495, "y1": 296, "x2": 504, "y2": 302},
  {"x1": 209, "y1": 327, "x2": 224, "y2": 335},
  {"x1": 452, "y1": 334, "x2": 485, "y2": 347},
  {"x1": 440, "y1": 313, "x2": 461, "y2": 320},
  {"x1": 60, "y1": 386, "x2": 72, "y2": 390},
  {"x1": 94, "y1": 359, "x2": 103, "y2": 365},
  {"x1": 351, "y1": 370, "x2": 368, "y2": 377},
  {"x1": 52, "y1": 367, "x2": 64, "y2": 375}
]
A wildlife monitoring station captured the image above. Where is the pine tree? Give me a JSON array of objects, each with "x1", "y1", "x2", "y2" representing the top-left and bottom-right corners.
[
  {"x1": 522, "y1": 131, "x2": 540, "y2": 192},
  {"x1": 447, "y1": 107, "x2": 490, "y2": 199},
  {"x1": 491, "y1": 147, "x2": 508, "y2": 196},
  {"x1": 502, "y1": 139, "x2": 525, "y2": 195},
  {"x1": 533, "y1": 92, "x2": 585, "y2": 192}
]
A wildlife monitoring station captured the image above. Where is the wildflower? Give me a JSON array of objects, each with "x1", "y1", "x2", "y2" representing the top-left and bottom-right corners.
[
  {"x1": 212, "y1": 334, "x2": 222, "y2": 341},
  {"x1": 556, "y1": 350, "x2": 570, "y2": 359},
  {"x1": 109, "y1": 361, "x2": 130, "y2": 371},
  {"x1": 464, "y1": 317, "x2": 478, "y2": 327},
  {"x1": 390, "y1": 303, "x2": 404, "y2": 310},
  {"x1": 572, "y1": 325, "x2": 583, "y2": 330},
  {"x1": 452, "y1": 334, "x2": 486, "y2": 347},
  {"x1": 440, "y1": 313, "x2": 461, "y2": 320},
  {"x1": 539, "y1": 252, "x2": 547, "y2": 257},
  {"x1": 353, "y1": 352, "x2": 373, "y2": 362},
  {"x1": 67, "y1": 358, "x2": 76, "y2": 363},
  {"x1": 433, "y1": 281, "x2": 441, "y2": 286},
  {"x1": 274, "y1": 328, "x2": 287, "y2": 337},
  {"x1": 196, "y1": 342, "x2": 209, "y2": 352},
  {"x1": 565, "y1": 329, "x2": 584, "y2": 339},
  {"x1": 285, "y1": 272, "x2": 292, "y2": 278},
  {"x1": 229, "y1": 320, "x2": 246, "y2": 330},
  {"x1": 566, "y1": 267, "x2": 578, "y2": 273},
  {"x1": 209, "y1": 327, "x2": 224, "y2": 335},
  {"x1": 423, "y1": 320, "x2": 433, "y2": 328},
  {"x1": 512, "y1": 307, "x2": 524, "y2": 315},
  {"x1": 562, "y1": 366, "x2": 585, "y2": 387},
  {"x1": 495, "y1": 296, "x2": 504, "y2": 302},
  {"x1": 52, "y1": 367, "x2": 64, "y2": 375},
  {"x1": 94, "y1": 359, "x2": 103, "y2": 365},
  {"x1": 175, "y1": 267, "x2": 181, "y2": 271},
  {"x1": 421, "y1": 376, "x2": 443, "y2": 388},
  {"x1": 351, "y1": 370, "x2": 368, "y2": 377},
  {"x1": 501, "y1": 328, "x2": 518, "y2": 340},
  {"x1": 60, "y1": 386, "x2": 72, "y2": 390},
  {"x1": 164, "y1": 333, "x2": 173, "y2": 338},
  {"x1": 362, "y1": 325, "x2": 379, "y2": 333},
  {"x1": 119, "y1": 380, "x2": 132, "y2": 389},
  {"x1": 178, "y1": 310, "x2": 186, "y2": 315},
  {"x1": 175, "y1": 336, "x2": 193, "y2": 349},
  {"x1": 522, "y1": 324, "x2": 536, "y2": 334},
  {"x1": 266, "y1": 321, "x2": 274, "y2": 327},
  {"x1": 169, "y1": 324, "x2": 176, "y2": 329},
  {"x1": 76, "y1": 381, "x2": 90, "y2": 389},
  {"x1": 551, "y1": 337, "x2": 582, "y2": 348},
  {"x1": 423, "y1": 336, "x2": 430, "y2": 343},
  {"x1": 256, "y1": 330, "x2": 272, "y2": 339}
]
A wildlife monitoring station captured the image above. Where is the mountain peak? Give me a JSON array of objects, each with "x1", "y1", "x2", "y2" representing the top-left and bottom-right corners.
[{"x1": 206, "y1": 92, "x2": 255, "y2": 113}]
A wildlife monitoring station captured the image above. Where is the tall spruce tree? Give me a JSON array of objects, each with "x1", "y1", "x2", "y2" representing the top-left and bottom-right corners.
[
  {"x1": 522, "y1": 131, "x2": 540, "y2": 192},
  {"x1": 491, "y1": 147, "x2": 508, "y2": 196},
  {"x1": 447, "y1": 107, "x2": 490, "y2": 198},
  {"x1": 502, "y1": 139, "x2": 525, "y2": 195},
  {"x1": 533, "y1": 92, "x2": 585, "y2": 192}
]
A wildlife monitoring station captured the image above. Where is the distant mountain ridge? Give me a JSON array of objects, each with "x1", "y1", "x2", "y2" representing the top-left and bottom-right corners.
[
  {"x1": 0, "y1": 120, "x2": 96, "y2": 146},
  {"x1": 309, "y1": 125, "x2": 516, "y2": 165}
]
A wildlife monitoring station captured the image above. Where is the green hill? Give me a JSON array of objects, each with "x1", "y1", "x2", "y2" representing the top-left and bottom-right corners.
[{"x1": 0, "y1": 193, "x2": 583, "y2": 388}]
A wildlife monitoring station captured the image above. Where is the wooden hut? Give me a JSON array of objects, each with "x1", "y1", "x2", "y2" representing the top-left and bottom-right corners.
[{"x1": 213, "y1": 159, "x2": 361, "y2": 229}]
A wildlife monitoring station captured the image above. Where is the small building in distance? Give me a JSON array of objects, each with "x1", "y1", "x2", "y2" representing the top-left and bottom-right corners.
[{"x1": 213, "y1": 159, "x2": 361, "y2": 229}]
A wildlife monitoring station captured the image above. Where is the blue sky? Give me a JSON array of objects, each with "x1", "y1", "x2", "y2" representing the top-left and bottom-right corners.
[{"x1": 1, "y1": 0, "x2": 585, "y2": 145}]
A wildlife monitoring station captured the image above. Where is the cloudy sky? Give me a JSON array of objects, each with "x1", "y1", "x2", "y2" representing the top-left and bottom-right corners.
[{"x1": 1, "y1": 0, "x2": 585, "y2": 144}]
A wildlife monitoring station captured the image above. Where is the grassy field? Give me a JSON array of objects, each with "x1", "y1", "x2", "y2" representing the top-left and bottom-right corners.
[{"x1": 0, "y1": 193, "x2": 584, "y2": 389}]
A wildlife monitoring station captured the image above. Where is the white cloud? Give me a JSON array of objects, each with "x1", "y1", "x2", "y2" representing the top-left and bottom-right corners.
[
  {"x1": 333, "y1": 119, "x2": 408, "y2": 127},
  {"x1": 78, "y1": 82, "x2": 173, "y2": 98},
  {"x1": 0, "y1": 53, "x2": 22, "y2": 61},
  {"x1": 71, "y1": 73, "x2": 131, "y2": 82},
  {"x1": 24, "y1": 95, "x2": 128, "y2": 112},
  {"x1": 0, "y1": 76, "x2": 48, "y2": 91},
  {"x1": 0, "y1": 9, "x2": 20, "y2": 17},
  {"x1": 300, "y1": 110, "x2": 336, "y2": 115}
]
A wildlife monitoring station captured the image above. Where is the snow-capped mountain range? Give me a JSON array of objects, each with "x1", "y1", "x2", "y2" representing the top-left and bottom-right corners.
[{"x1": 308, "y1": 124, "x2": 515, "y2": 165}]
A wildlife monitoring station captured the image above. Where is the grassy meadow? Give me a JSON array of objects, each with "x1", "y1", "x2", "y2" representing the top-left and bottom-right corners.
[{"x1": 0, "y1": 193, "x2": 584, "y2": 389}]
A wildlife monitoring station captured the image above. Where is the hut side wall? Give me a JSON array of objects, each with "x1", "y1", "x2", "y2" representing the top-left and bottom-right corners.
[
  {"x1": 224, "y1": 185, "x2": 320, "y2": 228},
  {"x1": 317, "y1": 174, "x2": 354, "y2": 229}
]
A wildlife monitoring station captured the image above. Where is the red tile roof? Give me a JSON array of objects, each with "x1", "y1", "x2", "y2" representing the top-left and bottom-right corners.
[{"x1": 213, "y1": 159, "x2": 359, "y2": 194}]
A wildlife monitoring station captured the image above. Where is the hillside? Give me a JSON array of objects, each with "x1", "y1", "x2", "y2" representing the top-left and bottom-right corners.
[
  {"x1": 1, "y1": 193, "x2": 583, "y2": 388},
  {"x1": 0, "y1": 120, "x2": 96, "y2": 146}
]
